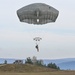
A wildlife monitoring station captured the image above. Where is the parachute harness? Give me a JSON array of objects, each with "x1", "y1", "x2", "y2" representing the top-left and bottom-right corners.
[{"x1": 33, "y1": 37, "x2": 42, "y2": 52}]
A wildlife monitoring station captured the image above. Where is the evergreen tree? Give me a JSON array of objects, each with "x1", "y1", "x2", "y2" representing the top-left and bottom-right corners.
[
  {"x1": 36, "y1": 60, "x2": 44, "y2": 66},
  {"x1": 4, "y1": 60, "x2": 7, "y2": 64},
  {"x1": 47, "y1": 62, "x2": 60, "y2": 70},
  {"x1": 25, "y1": 57, "x2": 33, "y2": 64}
]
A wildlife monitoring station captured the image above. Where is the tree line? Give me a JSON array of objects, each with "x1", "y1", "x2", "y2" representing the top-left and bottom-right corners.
[
  {"x1": 3, "y1": 57, "x2": 60, "y2": 70},
  {"x1": 25, "y1": 57, "x2": 60, "y2": 70}
]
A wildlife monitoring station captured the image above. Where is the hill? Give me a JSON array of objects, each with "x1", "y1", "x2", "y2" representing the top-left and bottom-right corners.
[
  {"x1": 57, "y1": 61, "x2": 75, "y2": 70},
  {"x1": 0, "y1": 64, "x2": 57, "y2": 72},
  {"x1": 43, "y1": 58, "x2": 75, "y2": 64},
  {"x1": 0, "y1": 58, "x2": 75, "y2": 70},
  {"x1": 43, "y1": 58, "x2": 75, "y2": 70}
]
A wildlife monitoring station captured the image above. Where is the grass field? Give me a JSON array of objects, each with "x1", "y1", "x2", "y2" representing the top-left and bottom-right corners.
[
  {"x1": 0, "y1": 71, "x2": 75, "y2": 75},
  {"x1": 0, "y1": 64, "x2": 75, "y2": 75}
]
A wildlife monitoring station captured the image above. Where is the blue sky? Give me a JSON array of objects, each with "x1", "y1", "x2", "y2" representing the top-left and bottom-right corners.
[{"x1": 0, "y1": 0, "x2": 75, "y2": 59}]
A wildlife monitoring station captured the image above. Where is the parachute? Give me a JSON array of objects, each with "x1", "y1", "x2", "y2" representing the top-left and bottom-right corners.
[
  {"x1": 16, "y1": 3, "x2": 59, "y2": 52},
  {"x1": 33, "y1": 37, "x2": 42, "y2": 41},
  {"x1": 17, "y1": 3, "x2": 59, "y2": 25},
  {"x1": 33, "y1": 37, "x2": 42, "y2": 52}
]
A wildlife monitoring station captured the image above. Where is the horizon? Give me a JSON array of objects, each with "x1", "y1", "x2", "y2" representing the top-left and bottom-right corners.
[{"x1": 0, "y1": 57, "x2": 75, "y2": 60}]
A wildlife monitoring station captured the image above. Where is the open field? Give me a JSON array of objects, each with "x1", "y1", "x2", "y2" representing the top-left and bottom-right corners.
[
  {"x1": 0, "y1": 71, "x2": 75, "y2": 75},
  {"x1": 0, "y1": 64, "x2": 75, "y2": 75}
]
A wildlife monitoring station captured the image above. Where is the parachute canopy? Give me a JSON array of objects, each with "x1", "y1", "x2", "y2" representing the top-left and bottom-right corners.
[
  {"x1": 33, "y1": 37, "x2": 42, "y2": 41},
  {"x1": 17, "y1": 3, "x2": 59, "y2": 25}
]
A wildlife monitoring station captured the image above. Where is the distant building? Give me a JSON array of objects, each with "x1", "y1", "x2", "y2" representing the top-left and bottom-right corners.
[{"x1": 13, "y1": 60, "x2": 23, "y2": 64}]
